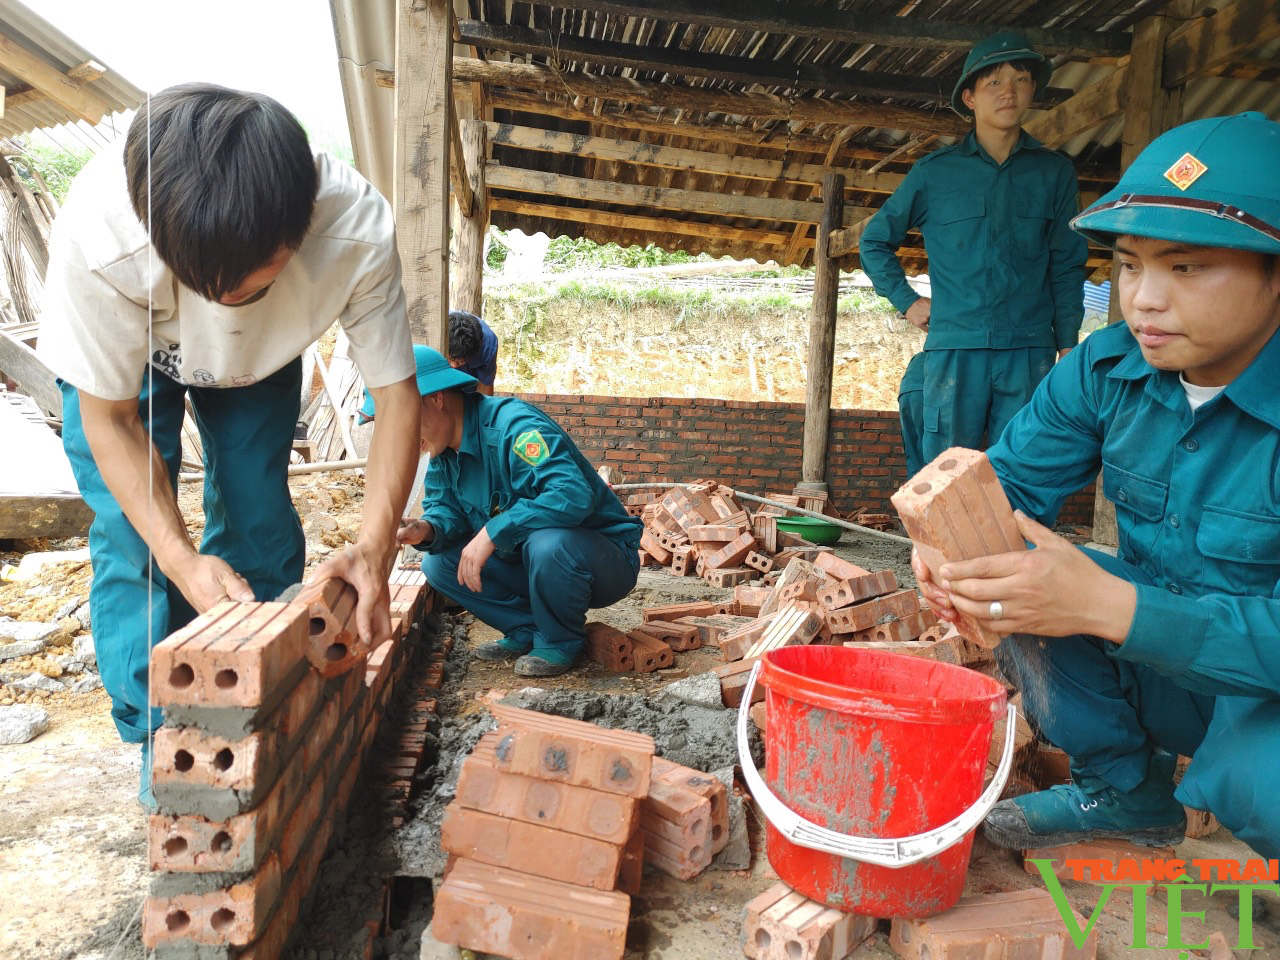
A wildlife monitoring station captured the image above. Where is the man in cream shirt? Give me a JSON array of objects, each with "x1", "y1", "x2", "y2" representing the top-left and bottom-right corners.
[{"x1": 38, "y1": 83, "x2": 420, "y2": 808}]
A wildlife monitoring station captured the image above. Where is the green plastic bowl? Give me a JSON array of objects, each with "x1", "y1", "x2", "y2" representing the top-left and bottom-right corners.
[{"x1": 775, "y1": 516, "x2": 842, "y2": 546}]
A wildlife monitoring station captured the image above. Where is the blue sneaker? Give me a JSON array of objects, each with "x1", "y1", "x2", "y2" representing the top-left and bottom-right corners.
[
  {"x1": 138, "y1": 739, "x2": 157, "y2": 813},
  {"x1": 984, "y1": 752, "x2": 1185, "y2": 849}
]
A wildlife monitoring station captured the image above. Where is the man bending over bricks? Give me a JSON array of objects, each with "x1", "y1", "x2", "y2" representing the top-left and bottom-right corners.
[
  {"x1": 366, "y1": 346, "x2": 643, "y2": 677},
  {"x1": 38, "y1": 84, "x2": 420, "y2": 809},
  {"x1": 913, "y1": 113, "x2": 1280, "y2": 860}
]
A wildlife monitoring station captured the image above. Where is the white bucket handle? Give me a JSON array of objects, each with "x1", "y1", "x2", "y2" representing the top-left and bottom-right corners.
[{"x1": 736, "y1": 659, "x2": 1019, "y2": 869}]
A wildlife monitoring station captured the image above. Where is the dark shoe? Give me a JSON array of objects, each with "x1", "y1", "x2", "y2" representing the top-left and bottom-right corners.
[
  {"x1": 472, "y1": 641, "x2": 525, "y2": 662},
  {"x1": 983, "y1": 752, "x2": 1186, "y2": 849},
  {"x1": 514, "y1": 654, "x2": 574, "y2": 678}
]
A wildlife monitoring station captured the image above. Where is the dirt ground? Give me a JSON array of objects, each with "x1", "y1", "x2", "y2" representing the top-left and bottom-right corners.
[{"x1": 2, "y1": 474, "x2": 1278, "y2": 960}]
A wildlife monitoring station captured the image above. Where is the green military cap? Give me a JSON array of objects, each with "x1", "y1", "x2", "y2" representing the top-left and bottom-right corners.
[
  {"x1": 1072, "y1": 112, "x2": 1280, "y2": 256},
  {"x1": 950, "y1": 31, "x2": 1053, "y2": 116},
  {"x1": 359, "y1": 344, "x2": 476, "y2": 422}
]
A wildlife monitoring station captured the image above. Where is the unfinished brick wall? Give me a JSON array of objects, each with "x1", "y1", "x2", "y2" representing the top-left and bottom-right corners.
[{"x1": 511, "y1": 393, "x2": 1095, "y2": 527}]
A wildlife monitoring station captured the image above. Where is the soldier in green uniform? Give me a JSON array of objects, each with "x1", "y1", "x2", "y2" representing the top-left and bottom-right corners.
[
  {"x1": 861, "y1": 32, "x2": 1089, "y2": 460},
  {"x1": 915, "y1": 113, "x2": 1280, "y2": 859},
  {"x1": 366, "y1": 346, "x2": 643, "y2": 677}
]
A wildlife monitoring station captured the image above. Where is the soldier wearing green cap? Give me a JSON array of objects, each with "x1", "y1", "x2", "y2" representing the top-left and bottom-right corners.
[
  {"x1": 861, "y1": 32, "x2": 1088, "y2": 464},
  {"x1": 364, "y1": 345, "x2": 643, "y2": 678},
  {"x1": 912, "y1": 112, "x2": 1280, "y2": 860}
]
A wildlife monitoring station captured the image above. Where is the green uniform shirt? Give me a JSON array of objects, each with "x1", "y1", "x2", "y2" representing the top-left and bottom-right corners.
[
  {"x1": 419, "y1": 394, "x2": 642, "y2": 557},
  {"x1": 860, "y1": 130, "x2": 1089, "y2": 352},
  {"x1": 989, "y1": 321, "x2": 1280, "y2": 702}
]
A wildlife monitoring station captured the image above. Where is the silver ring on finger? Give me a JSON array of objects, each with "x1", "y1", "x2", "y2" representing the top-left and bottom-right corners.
[{"x1": 989, "y1": 600, "x2": 1004, "y2": 620}]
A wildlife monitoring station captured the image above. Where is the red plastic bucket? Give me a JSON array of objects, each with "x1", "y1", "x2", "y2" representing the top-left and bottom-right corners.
[{"x1": 759, "y1": 645, "x2": 1006, "y2": 918}]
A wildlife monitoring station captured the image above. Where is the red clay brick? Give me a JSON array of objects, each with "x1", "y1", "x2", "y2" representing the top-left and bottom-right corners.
[
  {"x1": 848, "y1": 636, "x2": 965, "y2": 666},
  {"x1": 759, "y1": 560, "x2": 829, "y2": 618},
  {"x1": 626, "y1": 631, "x2": 675, "y2": 672},
  {"x1": 1023, "y1": 839, "x2": 1176, "y2": 882},
  {"x1": 703, "y1": 532, "x2": 757, "y2": 570},
  {"x1": 745, "y1": 551, "x2": 775, "y2": 574},
  {"x1": 743, "y1": 882, "x2": 878, "y2": 960},
  {"x1": 432, "y1": 859, "x2": 630, "y2": 960},
  {"x1": 442, "y1": 804, "x2": 625, "y2": 890},
  {"x1": 651, "y1": 757, "x2": 729, "y2": 856},
  {"x1": 673, "y1": 614, "x2": 756, "y2": 647},
  {"x1": 458, "y1": 734, "x2": 638, "y2": 844},
  {"x1": 150, "y1": 602, "x2": 310, "y2": 709},
  {"x1": 688, "y1": 523, "x2": 746, "y2": 542},
  {"x1": 631, "y1": 620, "x2": 700, "y2": 651},
  {"x1": 643, "y1": 600, "x2": 718, "y2": 623},
  {"x1": 891, "y1": 448, "x2": 1025, "y2": 648},
  {"x1": 750, "y1": 701, "x2": 768, "y2": 736},
  {"x1": 290, "y1": 576, "x2": 370, "y2": 676},
  {"x1": 142, "y1": 854, "x2": 284, "y2": 947},
  {"x1": 489, "y1": 705, "x2": 655, "y2": 798},
  {"x1": 616, "y1": 826, "x2": 645, "y2": 896},
  {"x1": 889, "y1": 888, "x2": 1096, "y2": 960},
  {"x1": 743, "y1": 604, "x2": 824, "y2": 659},
  {"x1": 719, "y1": 615, "x2": 778, "y2": 662},
  {"x1": 640, "y1": 531, "x2": 672, "y2": 564},
  {"x1": 813, "y1": 552, "x2": 871, "y2": 582},
  {"x1": 817, "y1": 569, "x2": 898, "y2": 610},
  {"x1": 825, "y1": 589, "x2": 921, "y2": 635},
  {"x1": 704, "y1": 566, "x2": 758, "y2": 588},
  {"x1": 753, "y1": 514, "x2": 778, "y2": 553}
]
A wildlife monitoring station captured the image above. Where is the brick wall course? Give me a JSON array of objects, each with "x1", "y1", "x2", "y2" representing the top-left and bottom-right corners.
[{"x1": 510, "y1": 393, "x2": 1094, "y2": 526}]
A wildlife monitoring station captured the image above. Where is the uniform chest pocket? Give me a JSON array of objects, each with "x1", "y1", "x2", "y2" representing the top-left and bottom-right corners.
[
  {"x1": 1013, "y1": 194, "x2": 1053, "y2": 253},
  {"x1": 930, "y1": 192, "x2": 986, "y2": 253},
  {"x1": 1196, "y1": 506, "x2": 1280, "y2": 564},
  {"x1": 1102, "y1": 461, "x2": 1168, "y2": 522}
]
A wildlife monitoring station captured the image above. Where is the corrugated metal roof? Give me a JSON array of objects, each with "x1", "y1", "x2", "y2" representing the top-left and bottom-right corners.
[
  {"x1": 0, "y1": 0, "x2": 143, "y2": 139},
  {"x1": 329, "y1": 0, "x2": 1280, "y2": 268}
]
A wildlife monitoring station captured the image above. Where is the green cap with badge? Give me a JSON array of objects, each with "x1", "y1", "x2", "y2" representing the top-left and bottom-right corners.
[
  {"x1": 358, "y1": 344, "x2": 476, "y2": 422},
  {"x1": 950, "y1": 31, "x2": 1053, "y2": 117},
  {"x1": 1071, "y1": 112, "x2": 1280, "y2": 256}
]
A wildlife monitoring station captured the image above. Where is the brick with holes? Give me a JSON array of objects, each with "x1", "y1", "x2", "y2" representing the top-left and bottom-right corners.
[
  {"x1": 651, "y1": 757, "x2": 729, "y2": 856},
  {"x1": 824, "y1": 589, "x2": 922, "y2": 635},
  {"x1": 290, "y1": 577, "x2": 368, "y2": 676},
  {"x1": 743, "y1": 882, "x2": 878, "y2": 960},
  {"x1": 627, "y1": 631, "x2": 674, "y2": 672},
  {"x1": 630, "y1": 619, "x2": 700, "y2": 651},
  {"x1": 889, "y1": 888, "x2": 1097, "y2": 959}
]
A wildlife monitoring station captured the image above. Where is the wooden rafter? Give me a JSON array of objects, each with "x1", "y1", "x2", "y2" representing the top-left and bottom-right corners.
[
  {"x1": 1163, "y1": 0, "x2": 1280, "y2": 87},
  {"x1": 0, "y1": 39, "x2": 110, "y2": 124},
  {"x1": 4, "y1": 60, "x2": 105, "y2": 113},
  {"x1": 537, "y1": 1, "x2": 1132, "y2": 58},
  {"x1": 456, "y1": 20, "x2": 1073, "y2": 106}
]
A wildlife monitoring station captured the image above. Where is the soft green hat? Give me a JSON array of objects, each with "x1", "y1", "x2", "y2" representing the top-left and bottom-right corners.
[
  {"x1": 950, "y1": 31, "x2": 1053, "y2": 116},
  {"x1": 1072, "y1": 112, "x2": 1280, "y2": 256},
  {"x1": 358, "y1": 344, "x2": 476, "y2": 422}
]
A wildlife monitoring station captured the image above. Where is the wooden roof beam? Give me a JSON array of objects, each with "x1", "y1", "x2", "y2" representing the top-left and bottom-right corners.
[
  {"x1": 457, "y1": 20, "x2": 1073, "y2": 106},
  {"x1": 0, "y1": 40, "x2": 110, "y2": 124},
  {"x1": 536, "y1": 0, "x2": 1132, "y2": 58},
  {"x1": 483, "y1": 120, "x2": 906, "y2": 193},
  {"x1": 4, "y1": 60, "x2": 105, "y2": 113},
  {"x1": 1023, "y1": 66, "x2": 1128, "y2": 148},
  {"x1": 1163, "y1": 0, "x2": 1280, "y2": 87},
  {"x1": 452, "y1": 57, "x2": 971, "y2": 136}
]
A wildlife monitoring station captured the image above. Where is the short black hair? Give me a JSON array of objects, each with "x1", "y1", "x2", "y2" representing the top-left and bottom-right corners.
[
  {"x1": 961, "y1": 58, "x2": 1039, "y2": 102},
  {"x1": 448, "y1": 310, "x2": 484, "y2": 362},
  {"x1": 124, "y1": 83, "x2": 318, "y2": 302}
]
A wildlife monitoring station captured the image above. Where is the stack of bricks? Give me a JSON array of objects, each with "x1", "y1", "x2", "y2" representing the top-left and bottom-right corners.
[
  {"x1": 641, "y1": 756, "x2": 731, "y2": 880},
  {"x1": 142, "y1": 570, "x2": 430, "y2": 960},
  {"x1": 628, "y1": 480, "x2": 839, "y2": 588},
  {"x1": 432, "y1": 705, "x2": 655, "y2": 960}
]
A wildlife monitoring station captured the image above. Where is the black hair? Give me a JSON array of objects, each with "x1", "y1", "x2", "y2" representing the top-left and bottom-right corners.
[
  {"x1": 124, "y1": 83, "x2": 318, "y2": 302},
  {"x1": 961, "y1": 58, "x2": 1039, "y2": 103},
  {"x1": 448, "y1": 310, "x2": 484, "y2": 362}
]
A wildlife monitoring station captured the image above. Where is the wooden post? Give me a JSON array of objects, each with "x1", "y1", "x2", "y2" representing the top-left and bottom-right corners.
[
  {"x1": 394, "y1": 0, "x2": 452, "y2": 350},
  {"x1": 450, "y1": 120, "x2": 489, "y2": 317},
  {"x1": 1092, "y1": 3, "x2": 1191, "y2": 547},
  {"x1": 801, "y1": 173, "x2": 844, "y2": 485}
]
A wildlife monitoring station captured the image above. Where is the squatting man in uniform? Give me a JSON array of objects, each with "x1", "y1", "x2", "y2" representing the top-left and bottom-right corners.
[
  {"x1": 916, "y1": 112, "x2": 1280, "y2": 862},
  {"x1": 37, "y1": 84, "x2": 421, "y2": 809},
  {"x1": 364, "y1": 346, "x2": 643, "y2": 678}
]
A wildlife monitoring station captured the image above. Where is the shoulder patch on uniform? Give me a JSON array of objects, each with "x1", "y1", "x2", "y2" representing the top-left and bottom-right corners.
[{"x1": 513, "y1": 430, "x2": 549, "y2": 466}]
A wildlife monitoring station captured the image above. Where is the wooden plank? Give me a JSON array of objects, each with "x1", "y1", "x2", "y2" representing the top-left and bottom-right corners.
[
  {"x1": 0, "y1": 36, "x2": 110, "y2": 124},
  {"x1": 449, "y1": 101, "x2": 475, "y2": 218},
  {"x1": 489, "y1": 197, "x2": 803, "y2": 247},
  {"x1": 448, "y1": 58, "x2": 971, "y2": 137},
  {"x1": 1023, "y1": 66, "x2": 1129, "y2": 149},
  {"x1": 483, "y1": 121, "x2": 906, "y2": 194},
  {"x1": 450, "y1": 120, "x2": 488, "y2": 316},
  {"x1": 782, "y1": 128, "x2": 852, "y2": 266},
  {"x1": 456, "y1": 20, "x2": 1075, "y2": 107},
  {"x1": 828, "y1": 214, "x2": 875, "y2": 260},
  {"x1": 0, "y1": 397, "x2": 92, "y2": 538},
  {"x1": 801, "y1": 174, "x2": 843, "y2": 484},
  {"x1": 1163, "y1": 0, "x2": 1280, "y2": 87},
  {"x1": 486, "y1": 163, "x2": 856, "y2": 224},
  {"x1": 0, "y1": 154, "x2": 49, "y2": 280},
  {"x1": 394, "y1": 0, "x2": 452, "y2": 349},
  {"x1": 5, "y1": 60, "x2": 105, "y2": 112},
  {"x1": 541, "y1": 1, "x2": 1131, "y2": 57},
  {"x1": 0, "y1": 328, "x2": 60, "y2": 418}
]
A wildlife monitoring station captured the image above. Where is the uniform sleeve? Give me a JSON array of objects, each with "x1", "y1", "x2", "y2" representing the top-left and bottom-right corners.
[
  {"x1": 484, "y1": 417, "x2": 595, "y2": 552},
  {"x1": 418, "y1": 463, "x2": 471, "y2": 554},
  {"x1": 1117, "y1": 587, "x2": 1280, "y2": 699},
  {"x1": 986, "y1": 345, "x2": 1106, "y2": 524},
  {"x1": 859, "y1": 165, "x2": 928, "y2": 316},
  {"x1": 1046, "y1": 163, "x2": 1089, "y2": 351}
]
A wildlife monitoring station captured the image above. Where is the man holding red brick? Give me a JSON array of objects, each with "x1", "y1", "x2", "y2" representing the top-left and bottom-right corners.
[
  {"x1": 914, "y1": 113, "x2": 1280, "y2": 859},
  {"x1": 366, "y1": 346, "x2": 643, "y2": 677}
]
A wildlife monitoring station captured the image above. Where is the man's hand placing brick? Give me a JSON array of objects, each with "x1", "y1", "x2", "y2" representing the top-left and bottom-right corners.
[{"x1": 913, "y1": 510, "x2": 1136, "y2": 643}]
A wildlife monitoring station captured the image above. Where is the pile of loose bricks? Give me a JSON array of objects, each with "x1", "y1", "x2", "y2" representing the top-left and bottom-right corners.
[
  {"x1": 141, "y1": 569, "x2": 432, "y2": 959},
  {"x1": 430, "y1": 704, "x2": 731, "y2": 958}
]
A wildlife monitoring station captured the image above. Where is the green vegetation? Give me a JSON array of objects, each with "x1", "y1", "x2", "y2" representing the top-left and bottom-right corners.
[{"x1": 15, "y1": 144, "x2": 92, "y2": 204}]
